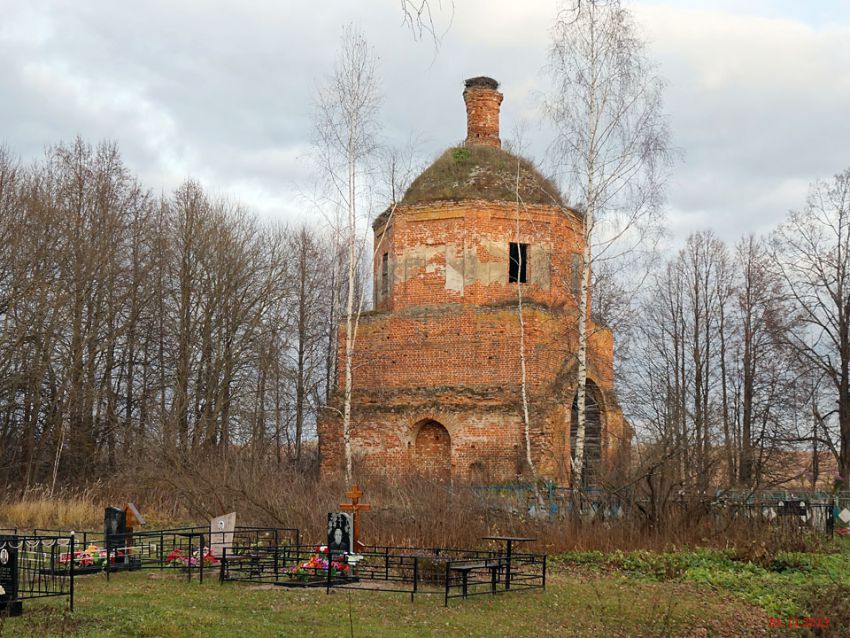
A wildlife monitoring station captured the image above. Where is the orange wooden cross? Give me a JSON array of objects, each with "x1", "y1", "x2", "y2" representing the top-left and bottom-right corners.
[{"x1": 340, "y1": 484, "x2": 371, "y2": 551}]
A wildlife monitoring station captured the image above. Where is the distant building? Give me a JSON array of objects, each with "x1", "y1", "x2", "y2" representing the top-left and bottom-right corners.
[{"x1": 318, "y1": 77, "x2": 630, "y2": 484}]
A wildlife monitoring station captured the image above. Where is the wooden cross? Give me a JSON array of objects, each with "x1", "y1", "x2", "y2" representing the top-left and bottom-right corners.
[{"x1": 340, "y1": 484, "x2": 371, "y2": 551}]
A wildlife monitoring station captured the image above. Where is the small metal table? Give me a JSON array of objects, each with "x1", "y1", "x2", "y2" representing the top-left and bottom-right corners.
[{"x1": 480, "y1": 536, "x2": 536, "y2": 591}]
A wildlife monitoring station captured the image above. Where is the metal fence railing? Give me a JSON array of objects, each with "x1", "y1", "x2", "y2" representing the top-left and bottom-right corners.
[
  {"x1": 1, "y1": 534, "x2": 76, "y2": 615},
  {"x1": 472, "y1": 483, "x2": 848, "y2": 537},
  {"x1": 24, "y1": 525, "x2": 300, "y2": 585},
  {"x1": 219, "y1": 539, "x2": 547, "y2": 604}
]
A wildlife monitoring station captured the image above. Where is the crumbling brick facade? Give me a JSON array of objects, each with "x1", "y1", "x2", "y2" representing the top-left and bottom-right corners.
[{"x1": 318, "y1": 77, "x2": 630, "y2": 483}]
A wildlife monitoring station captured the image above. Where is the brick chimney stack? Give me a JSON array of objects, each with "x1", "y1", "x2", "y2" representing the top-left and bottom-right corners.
[{"x1": 463, "y1": 76, "x2": 502, "y2": 148}]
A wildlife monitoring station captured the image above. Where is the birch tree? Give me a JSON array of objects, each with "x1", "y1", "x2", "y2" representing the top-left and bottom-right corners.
[
  {"x1": 315, "y1": 24, "x2": 381, "y2": 483},
  {"x1": 546, "y1": 0, "x2": 670, "y2": 488}
]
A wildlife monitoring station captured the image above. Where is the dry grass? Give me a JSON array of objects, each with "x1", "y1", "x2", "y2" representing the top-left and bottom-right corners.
[
  {"x1": 0, "y1": 450, "x2": 829, "y2": 559},
  {"x1": 402, "y1": 145, "x2": 566, "y2": 207},
  {"x1": 0, "y1": 484, "x2": 181, "y2": 532},
  {"x1": 0, "y1": 487, "x2": 101, "y2": 530}
]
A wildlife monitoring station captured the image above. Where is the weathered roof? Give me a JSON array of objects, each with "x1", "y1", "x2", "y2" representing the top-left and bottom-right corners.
[{"x1": 400, "y1": 145, "x2": 565, "y2": 209}]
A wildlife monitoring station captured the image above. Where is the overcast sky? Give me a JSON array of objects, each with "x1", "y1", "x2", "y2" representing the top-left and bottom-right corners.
[{"x1": 2, "y1": 0, "x2": 849, "y2": 245}]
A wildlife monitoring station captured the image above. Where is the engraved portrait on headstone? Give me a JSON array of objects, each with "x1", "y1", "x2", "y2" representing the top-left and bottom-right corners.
[{"x1": 327, "y1": 512, "x2": 352, "y2": 555}]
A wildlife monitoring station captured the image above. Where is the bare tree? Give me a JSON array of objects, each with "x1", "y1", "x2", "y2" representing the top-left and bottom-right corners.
[
  {"x1": 315, "y1": 24, "x2": 381, "y2": 483},
  {"x1": 399, "y1": 1, "x2": 454, "y2": 44},
  {"x1": 286, "y1": 226, "x2": 333, "y2": 461},
  {"x1": 771, "y1": 168, "x2": 850, "y2": 487},
  {"x1": 546, "y1": 0, "x2": 670, "y2": 488}
]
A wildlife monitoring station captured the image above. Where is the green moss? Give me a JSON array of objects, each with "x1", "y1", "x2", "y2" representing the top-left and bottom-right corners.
[
  {"x1": 557, "y1": 547, "x2": 850, "y2": 618},
  {"x1": 401, "y1": 145, "x2": 566, "y2": 207}
]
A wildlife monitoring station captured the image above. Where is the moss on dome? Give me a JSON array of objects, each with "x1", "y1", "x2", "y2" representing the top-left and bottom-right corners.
[{"x1": 400, "y1": 145, "x2": 565, "y2": 208}]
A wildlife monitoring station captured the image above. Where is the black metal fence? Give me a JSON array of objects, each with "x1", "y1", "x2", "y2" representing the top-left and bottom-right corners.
[
  {"x1": 443, "y1": 552, "x2": 546, "y2": 605},
  {"x1": 1, "y1": 534, "x2": 75, "y2": 614},
  {"x1": 28, "y1": 525, "x2": 299, "y2": 585},
  {"x1": 474, "y1": 484, "x2": 846, "y2": 538},
  {"x1": 219, "y1": 540, "x2": 547, "y2": 604}
]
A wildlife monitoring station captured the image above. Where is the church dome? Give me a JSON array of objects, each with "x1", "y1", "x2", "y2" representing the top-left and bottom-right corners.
[
  {"x1": 398, "y1": 76, "x2": 565, "y2": 208},
  {"x1": 401, "y1": 144, "x2": 565, "y2": 207}
]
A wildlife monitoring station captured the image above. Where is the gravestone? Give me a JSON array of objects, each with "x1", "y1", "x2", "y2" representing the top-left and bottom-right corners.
[
  {"x1": 104, "y1": 507, "x2": 126, "y2": 549},
  {"x1": 0, "y1": 535, "x2": 21, "y2": 617},
  {"x1": 327, "y1": 512, "x2": 353, "y2": 557},
  {"x1": 209, "y1": 512, "x2": 236, "y2": 558}
]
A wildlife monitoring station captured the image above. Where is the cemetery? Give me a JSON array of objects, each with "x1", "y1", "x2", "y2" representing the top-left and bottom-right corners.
[
  {"x1": 0, "y1": 484, "x2": 548, "y2": 623},
  {"x1": 2, "y1": 481, "x2": 848, "y2": 636},
  {"x1": 4, "y1": 0, "x2": 850, "y2": 634}
]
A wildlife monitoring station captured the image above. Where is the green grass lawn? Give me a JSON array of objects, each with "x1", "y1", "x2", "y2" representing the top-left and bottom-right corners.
[{"x1": 1, "y1": 561, "x2": 781, "y2": 638}]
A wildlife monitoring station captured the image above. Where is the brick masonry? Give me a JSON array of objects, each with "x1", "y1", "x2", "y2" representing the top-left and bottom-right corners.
[{"x1": 317, "y1": 78, "x2": 630, "y2": 483}]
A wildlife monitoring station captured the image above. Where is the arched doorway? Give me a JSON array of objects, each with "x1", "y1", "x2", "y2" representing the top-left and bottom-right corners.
[
  {"x1": 414, "y1": 420, "x2": 451, "y2": 479},
  {"x1": 571, "y1": 382, "x2": 602, "y2": 487}
]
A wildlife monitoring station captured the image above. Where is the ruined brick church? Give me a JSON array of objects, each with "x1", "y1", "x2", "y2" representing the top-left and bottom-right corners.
[{"x1": 318, "y1": 77, "x2": 629, "y2": 484}]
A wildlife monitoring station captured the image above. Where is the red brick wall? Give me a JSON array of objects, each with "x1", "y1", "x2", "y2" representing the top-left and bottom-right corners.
[
  {"x1": 463, "y1": 84, "x2": 503, "y2": 148},
  {"x1": 374, "y1": 201, "x2": 586, "y2": 312},
  {"x1": 318, "y1": 199, "x2": 629, "y2": 483}
]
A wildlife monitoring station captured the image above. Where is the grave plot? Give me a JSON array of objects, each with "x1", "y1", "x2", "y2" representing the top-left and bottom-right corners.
[
  {"x1": 0, "y1": 533, "x2": 76, "y2": 617},
  {"x1": 220, "y1": 539, "x2": 546, "y2": 603},
  {"x1": 219, "y1": 485, "x2": 547, "y2": 605},
  {"x1": 31, "y1": 505, "x2": 299, "y2": 585}
]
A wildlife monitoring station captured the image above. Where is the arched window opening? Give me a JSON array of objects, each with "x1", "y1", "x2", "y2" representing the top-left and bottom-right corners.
[{"x1": 414, "y1": 420, "x2": 451, "y2": 480}]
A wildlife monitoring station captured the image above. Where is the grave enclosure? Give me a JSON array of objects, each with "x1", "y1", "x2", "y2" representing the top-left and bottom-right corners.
[
  {"x1": 218, "y1": 485, "x2": 547, "y2": 606},
  {"x1": 2, "y1": 503, "x2": 299, "y2": 617}
]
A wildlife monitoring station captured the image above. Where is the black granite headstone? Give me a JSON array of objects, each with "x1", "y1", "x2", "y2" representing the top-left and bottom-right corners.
[
  {"x1": 104, "y1": 507, "x2": 126, "y2": 547},
  {"x1": 0, "y1": 535, "x2": 21, "y2": 617},
  {"x1": 327, "y1": 512, "x2": 353, "y2": 556}
]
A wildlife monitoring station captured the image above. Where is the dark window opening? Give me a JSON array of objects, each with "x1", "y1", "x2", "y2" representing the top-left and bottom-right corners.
[
  {"x1": 381, "y1": 253, "x2": 389, "y2": 297},
  {"x1": 509, "y1": 242, "x2": 528, "y2": 283}
]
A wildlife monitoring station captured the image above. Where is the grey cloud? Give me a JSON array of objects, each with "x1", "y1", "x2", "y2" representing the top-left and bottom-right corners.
[{"x1": 1, "y1": 0, "x2": 849, "y2": 245}]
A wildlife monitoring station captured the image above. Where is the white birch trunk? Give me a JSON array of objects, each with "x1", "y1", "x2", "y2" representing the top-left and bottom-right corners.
[
  {"x1": 572, "y1": 204, "x2": 593, "y2": 487},
  {"x1": 514, "y1": 161, "x2": 539, "y2": 486},
  {"x1": 342, "y1": 150, "x2": 357, "y2": 484}
]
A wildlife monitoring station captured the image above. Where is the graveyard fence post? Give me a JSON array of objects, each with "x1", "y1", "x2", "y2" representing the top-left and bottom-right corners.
[
  {"x1": 199, "y1": 533, "x2": 204, "y2": 584},
  {"x1": 326, "y1": 548, "x2": 332, "y2": 594},
  {"x1": 444, "y1": 561, "x2": 450, "y2": 607},
  {"x1": 105, "y1": 534, "x2": 111, "y2": 582},
  {"x1": 542, "y1": 554, "x2": 547, "y2": 589},
  {"x1": 159, "y1": 530, "x2": 164, "y2": 571},
  {"x1": 69, "y1": 532, "x2": 75, "y2": 612},
  {"x1": 187, "y1": 535, "x2": 192, "y2": 583},
  {"x1": 385, "y1": 546, "x2": 389, "y2": 580},
  {"x1": 411, "y1": 556, "x2": 418, "y2": 602},
  {"x1": 220, "y1": 547, "x2": 226, "y2": 584},
  {"x1": 273, "y1": 530, "x2": 279, "y2": 581}
]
